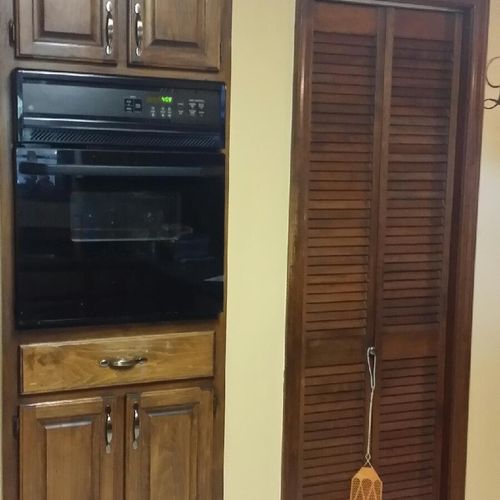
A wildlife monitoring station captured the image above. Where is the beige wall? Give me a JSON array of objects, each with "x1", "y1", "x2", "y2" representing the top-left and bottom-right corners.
[
  {"x1": 466, "y1": 0, "x2": 500, "y2": 496},
  {"x1": 226, "y1": 1, "x2": 500, "y2": 499},
  {"x1": 225, "y1": 0, "x2": 295, "y2": 498}
]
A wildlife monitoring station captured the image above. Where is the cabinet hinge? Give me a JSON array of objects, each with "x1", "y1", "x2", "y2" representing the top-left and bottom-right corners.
[
  {"x1": 213, "y1": 392, "x2": 217, "y2": 414},
  {"x1": 12, "y1": 415, "x2": 19, "y2": 439},
  {"x1": 8, "y1": 20, "x2": 16, "y2": 47}
]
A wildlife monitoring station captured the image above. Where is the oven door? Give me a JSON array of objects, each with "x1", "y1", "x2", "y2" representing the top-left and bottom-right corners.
[{"x1": 15, "y1": 148, "x2": 225, "y2": 329}]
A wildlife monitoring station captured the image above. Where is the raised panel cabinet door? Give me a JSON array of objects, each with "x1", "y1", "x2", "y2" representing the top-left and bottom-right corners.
[
  {"x1": 16, "y1": 0, "x2": 118, "y2": 63},
  {"x1": 20, "y1": 396, "x2": 122, "y2": 500},
  {"x1": 125, "y1": 387, "x2": 213, "y2": 500},
  {"x1": 129, "y1": 0, "x2": 221, "y2": 71}
]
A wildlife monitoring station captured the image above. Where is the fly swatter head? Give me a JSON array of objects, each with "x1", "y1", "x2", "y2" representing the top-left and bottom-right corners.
[{"x1": 350, "y1": 466, "x2": 383, "y2": 500}]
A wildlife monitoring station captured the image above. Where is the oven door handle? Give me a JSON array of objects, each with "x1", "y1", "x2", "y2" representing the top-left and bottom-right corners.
[{"x1": 18, "y1": 162, "x2": 223, "y2": 177}]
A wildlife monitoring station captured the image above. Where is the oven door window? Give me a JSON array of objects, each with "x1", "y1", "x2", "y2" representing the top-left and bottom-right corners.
[{"x1": 15, "y1": 149, "x2": 225, "y2": 328}]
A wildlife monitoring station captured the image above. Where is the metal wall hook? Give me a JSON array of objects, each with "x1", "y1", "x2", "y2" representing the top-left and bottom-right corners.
[{"x1": 484, "y1": 57, "x2": 500, "y2": 109}]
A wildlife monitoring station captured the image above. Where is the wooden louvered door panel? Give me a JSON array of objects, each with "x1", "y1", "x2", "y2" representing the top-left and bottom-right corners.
[
  {"x1": 374, "y1": 10, "x2": 462, "y2": 500},
  {"x1": 299, "y1": 4, "x2": 382, "y2": 499},
  {"x1": 284, "y1": 2, "x2": 464, "y2": 500}
]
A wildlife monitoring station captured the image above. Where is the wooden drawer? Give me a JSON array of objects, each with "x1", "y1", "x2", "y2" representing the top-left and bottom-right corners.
[{"x1": 21, "y1": 331, "x2": 214, "y2": 395}]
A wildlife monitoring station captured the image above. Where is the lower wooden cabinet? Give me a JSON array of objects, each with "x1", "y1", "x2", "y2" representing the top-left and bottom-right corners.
[
  {"x1": 20, "y1": 386, "x2": 213, "y2": 500},
  {"x1": 126, "y1": 387, "x2": 213, "y2": 500},
  {"x1": 20, "y1": 396, "x2": 122, "y2": 500}
]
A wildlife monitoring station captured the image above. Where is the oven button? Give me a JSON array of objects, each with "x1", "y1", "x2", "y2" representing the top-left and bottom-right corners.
[
  {"x1": 189, "y1": 109, "x2": 197, "y2": 117},
  {"x1": 134, "y1": 99, "x2": 143, "y2": 112},
  {"x1": 124, "y1": 98, "x2": 134, "y2": 112},
  {"x1": 150, "y1": 106, "x2": 157, "y2": 118}
]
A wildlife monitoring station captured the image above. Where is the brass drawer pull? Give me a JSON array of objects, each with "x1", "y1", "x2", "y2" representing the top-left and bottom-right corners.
[{"x1": 99, "y1": 357, "x2": 147, "y2": 369}]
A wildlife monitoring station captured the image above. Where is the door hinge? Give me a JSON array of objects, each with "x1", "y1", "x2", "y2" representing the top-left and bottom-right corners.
[
  {"x1": 8, "y1": 20, "x2": 16, "y2": 47},
  {"x1": 12, "y1": 415, "x2": 19, "y2": 439}
]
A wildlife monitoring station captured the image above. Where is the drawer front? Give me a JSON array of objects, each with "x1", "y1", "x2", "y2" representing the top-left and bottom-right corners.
[{"x1": 21, "y1": 331, "x2": 214, "y2": 394}]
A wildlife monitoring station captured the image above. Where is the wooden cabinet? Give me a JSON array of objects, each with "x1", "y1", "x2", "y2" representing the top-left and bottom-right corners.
[
  {"x1": 126, "y1": 387, "x2": 213, "y2": 500},
  {"x1": 128, "y1": 0, "x2": 222, "y2": 71},
  {"x1": 15, "y1": 0, "x2": 223, "y2": 71},
  {"x1": 19, "y1": 386, "x2": 213, "y2": 500},
  {"x1": 16, "y1": 0, "x2": 117, "y2": 63},
  {"x1": 20, "y1": 397, "x2": 122, "y2": 500}
]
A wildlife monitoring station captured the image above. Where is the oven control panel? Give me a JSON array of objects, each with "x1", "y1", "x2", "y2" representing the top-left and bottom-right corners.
[
  {"x1": 121, "y1": 90, "x2": 212, "y2": 123},
  {"x1": 16, "y1": 71, "x2": 225, "y2": 129}
]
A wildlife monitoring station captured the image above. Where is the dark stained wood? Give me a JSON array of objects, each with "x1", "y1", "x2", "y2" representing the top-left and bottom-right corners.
[
  {"x1": 286, "y1": 4, "x2": 382, "y2": 499},
  {"x1": 372, "y1": 10, "x2": 462, "y2": 499},
  {"x1": 125, "y1": 386, "x2": 213, "y2": 500},
  {"x1": 16, "y1": 0, "x2": 118, "y2": 63},
  {"x1": 282, "y1": 1, "x2": 490, "y2": 500},
  {"x1": 281, "y1": 0, "x2": 313, "y2": 497},
  {"x1": 441, "y1": 0, "x2": 490, "y2": 497},
  {"x1": 20, "y1": 396, "x2": 123, "y2": 500},
  {"x1": 128, "y1": 0, "x2": 222, "y2": 71}
]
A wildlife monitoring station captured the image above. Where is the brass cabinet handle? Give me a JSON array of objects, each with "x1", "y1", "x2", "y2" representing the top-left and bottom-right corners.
[
  {"x1": 134, "y1": 3, "x2": 144, "y2": 57},
  {"x1": 105, "y1": 406, "x2": 112, "y2": 454},
  {"x1": 99, "y1": 356, "x2": 147, "y2": 369},
  {"x1": 132, "y1": 403, "x2": 140, "y2": 449},
  {"x1": 104, "y1": 1, "x2": 114, "y2": 55}
]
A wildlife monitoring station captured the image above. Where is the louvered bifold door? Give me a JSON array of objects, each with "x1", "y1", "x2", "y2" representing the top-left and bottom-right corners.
[
  {"x1": 373, "y1": 9, "x2": 462, "y2": 500},
  {"x1": 285, "y1": 2, "x2": 464, "y2": 500},
  {"x1": 299, "y1": 4, "x2": 384, "y2": 499}
]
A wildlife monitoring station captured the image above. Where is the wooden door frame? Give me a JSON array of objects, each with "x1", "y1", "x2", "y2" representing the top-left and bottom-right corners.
[{"x1": 281, "y1": 0, "x2": 490, "y2": 499}]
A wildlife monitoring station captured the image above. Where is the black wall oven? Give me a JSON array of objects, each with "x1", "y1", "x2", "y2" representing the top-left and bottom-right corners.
[{"x1": 13, "y1": 70, "x2": 226, "y2": 329}]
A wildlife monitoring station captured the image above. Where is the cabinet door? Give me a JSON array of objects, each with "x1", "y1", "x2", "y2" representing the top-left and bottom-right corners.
[
  {"x1": 126, "y1": 387, "x2": 213, "y2": 500},
  {"x1": 20, "y1": 397, "x2": 122, "y2": 500},
  {"x1": 128, "y1": 0, "x2": 221, "y2": 71},
  {"x1": 16, "y1": 0, "x2": 118, "y2": 63}
]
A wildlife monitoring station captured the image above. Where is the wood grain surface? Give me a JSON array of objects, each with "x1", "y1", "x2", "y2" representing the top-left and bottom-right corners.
[
  {"x1": 128, "y1": 0, "x2": 222, "y2": 71},
  {"x1": 20, "y1": 396, "x2": 123, "y2": 500},
  {"x1": 21, "y1": 331, "x2": 214, "y2": 394},
  {"x1": 125, "y1": 386, "x2": 213, "y2": 500}
]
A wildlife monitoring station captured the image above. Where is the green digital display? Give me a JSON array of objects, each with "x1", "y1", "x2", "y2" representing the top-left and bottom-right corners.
[{"x1": 146, "y1": 95, "x2": 174, "y2": 105}]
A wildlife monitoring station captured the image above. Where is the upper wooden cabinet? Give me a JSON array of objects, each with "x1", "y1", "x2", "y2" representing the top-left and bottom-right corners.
[
  {"x1": 16, "y1": 0, "x2": 118, "y2": 63},
  {"x1": 128, "y1": 0, "x2": 222, "y2": 71},
  {"x1": 20, "y1": 397, "x2": 122, "y2": 500},
  {"x1": 126, "y1": 387, "x2": 213, "y2": 500},
  {"x1": 14, "y1": 0, "x2": 223, "y2": 71}
]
